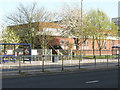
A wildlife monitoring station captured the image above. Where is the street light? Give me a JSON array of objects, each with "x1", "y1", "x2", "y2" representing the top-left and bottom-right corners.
[
  {"x1": 118, "y1": 1, "x2": 120, "y2": 66},
  {"x1": 81, "y1": 0, "x2": 84, "y2": 54},
  {"x1": 81, "y1": 0, "x2": 83, "y2": 26}
]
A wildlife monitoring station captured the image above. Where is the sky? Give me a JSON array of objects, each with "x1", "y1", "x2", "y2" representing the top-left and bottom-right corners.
[{"x1": 0, "y1": 0, "x2": 119, "y2": 32}]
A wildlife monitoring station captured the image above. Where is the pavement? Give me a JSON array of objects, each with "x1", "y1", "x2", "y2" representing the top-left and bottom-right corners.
[
  {"x1": 1, "y1": 58, "x2": 119, "y2": 79},
  {"x1": 1, "y1": 65, "x2": 119, "y2": 79},
  {"x1": 1, "y1": 58, "x2": 118, "y2": 69}
]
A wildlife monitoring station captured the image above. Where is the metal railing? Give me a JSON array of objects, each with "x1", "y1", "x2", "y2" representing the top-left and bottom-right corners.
[{"x1": 0, "y1": 55, "x2": 119, "y2": 74}]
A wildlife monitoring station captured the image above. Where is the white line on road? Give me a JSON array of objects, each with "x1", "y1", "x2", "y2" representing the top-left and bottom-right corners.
[{"x1": 85, "y1": 80, "x2": 99, "y2": 84}]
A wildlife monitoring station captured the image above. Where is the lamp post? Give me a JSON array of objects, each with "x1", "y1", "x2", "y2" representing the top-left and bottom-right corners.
[
  {"x1": 81, "y1": 0, "x2": 83, "y2": 26},
  {"x1": 81, "y1": 0, "x2": 84, "y2": 54},
  {"x1": 118, "y1": 1, "x2": 120, "y2": 66}
]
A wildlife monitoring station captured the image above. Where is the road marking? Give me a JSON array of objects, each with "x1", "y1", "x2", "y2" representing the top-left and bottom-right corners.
[{"x1": 85, "y1": 80, "x2": 99, "y2": 84}]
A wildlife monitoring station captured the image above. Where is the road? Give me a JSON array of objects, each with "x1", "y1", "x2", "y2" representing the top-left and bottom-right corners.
[{"x1": 2, "y1": 69, "x2": 119, "y2": 88}]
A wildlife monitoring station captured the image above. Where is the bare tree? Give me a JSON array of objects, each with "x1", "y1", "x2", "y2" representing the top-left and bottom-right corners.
[
  {"x1": 5, "y1": 2, "x2": 56, "y2": 49},
  {"x1": 5, "y1": 2, "x2": 53, "y2": 25}
]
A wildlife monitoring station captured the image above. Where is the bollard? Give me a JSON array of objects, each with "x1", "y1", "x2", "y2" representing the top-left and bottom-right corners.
[{"x1": 62, "y1": 55, "x2": 64, "y2": 71}]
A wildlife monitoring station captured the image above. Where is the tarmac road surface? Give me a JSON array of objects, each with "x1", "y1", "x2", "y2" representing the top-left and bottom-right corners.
[{"x1": 2, "y1": 69, "x2": 119, "y2": 88}]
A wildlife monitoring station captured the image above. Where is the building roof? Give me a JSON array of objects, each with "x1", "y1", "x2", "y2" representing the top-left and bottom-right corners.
[{"x1": 8, "y1": 22, "x2": 63, "y2": 31}]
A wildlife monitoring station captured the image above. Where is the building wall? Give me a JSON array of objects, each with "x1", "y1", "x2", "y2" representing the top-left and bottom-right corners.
[
  {"x1": 55, "y1": 36, "x2": 118, "y2": 55},
  {"x1": 8, "y1": 22, "x2": 119, "y2": 55},
  {"x1": 112, "y1": 17, "x2": 120, "y2": 46}
]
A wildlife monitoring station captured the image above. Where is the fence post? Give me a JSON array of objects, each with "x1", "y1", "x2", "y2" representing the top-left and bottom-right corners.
[
  {"x1": 19, "y1": 56, "x2": 21, "y2": 74},
  {"x1": 94, "y1": 55, "x2": 96, "y2": 68},
  {"x1": 79, "y1": 55, "x2": 81, "y2": 69},
  {"x1": 118, "y1": 54, "x2": 120, "y2": 67},
  {"x1": 39, "y1": 55, "x2": 41, "y2": 71},
  {"x1": 42, "y1": 55, "x2": 45, "y2": 72},
  {"x1": 62, "y1": 55, "x2": 64, "y2": 71},
  {"x1": 107, "y1": 55, "x2": 109, "y2": 67},
  {"x1": 0, "y1": 56, "x2": 1, "y2": 64}
]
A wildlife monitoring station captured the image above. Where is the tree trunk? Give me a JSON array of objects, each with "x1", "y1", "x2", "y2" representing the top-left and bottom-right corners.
[
  {"x1": 92, "y1": 36, "x2": 95, "y2": 58},
  {"x1": 99, "y1": 48, "x2": 102, "y2": 56}
]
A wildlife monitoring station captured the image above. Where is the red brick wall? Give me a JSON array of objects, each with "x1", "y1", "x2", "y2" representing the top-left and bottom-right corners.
[{"x1": 54, "y1": 36, "x2": 118, "y2": 55}]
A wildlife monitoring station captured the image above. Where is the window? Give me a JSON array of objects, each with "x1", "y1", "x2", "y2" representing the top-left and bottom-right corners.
[
  {"x1": 61, "y1": 40, "x2": 64, "y2": 45},
  {"x1": 66, "y1": 40, "x2": 69, "y2": 46},
  {"x1": 83, "y1": 41, "x2": 88, "y2": 46},
  {"x1": 104, "y1": 41, "x2": 107, "y2": 49},
  {"x1": 74, "y1": 38, "x2": 78, "y2": 45},
  {"x1": 112, "y1": 40, "x2": 115, "y2": 46}
]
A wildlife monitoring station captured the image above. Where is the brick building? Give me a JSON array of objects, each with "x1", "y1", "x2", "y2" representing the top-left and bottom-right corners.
[
  {"x1": 8, "y1": 22, "x2": 118, "y2": 55},
  {"x1": 112, "y1": 17, "x2": 120, "y2": 46}
]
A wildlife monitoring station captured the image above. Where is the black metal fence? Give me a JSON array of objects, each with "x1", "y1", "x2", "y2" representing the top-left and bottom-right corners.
[{"x1": 0, "y1": 55, "x2": 119, "y2": 74}]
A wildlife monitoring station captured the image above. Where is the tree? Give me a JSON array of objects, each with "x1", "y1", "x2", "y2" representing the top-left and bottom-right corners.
[
  {"x1": 5, "y1": 2, "x2": 55, "y2": 49},
  {"x1": 2, "y1": 27, "x2": 20, "y2": 44},
  {"x1": 36, "y1": 32, "x2": 57, "y2": 49},
  {"x1": 85, "y1": 9, "x2": 99, "y2": 57},
  {"x1": 86, "y1": 9, "x2": 118, "y2": 56},
  {"x1": 58, "y1": 3, "x2": 90, "y2": 55}
]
